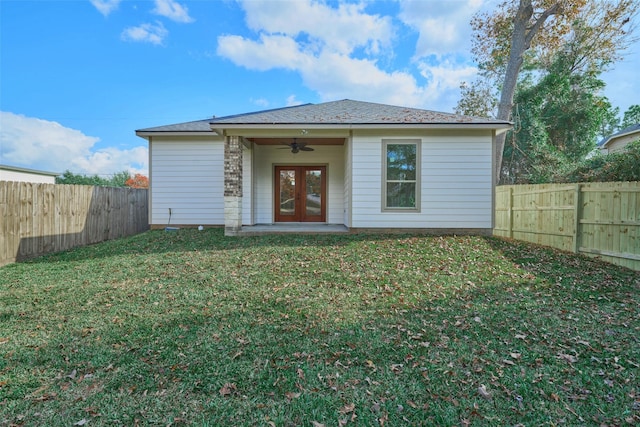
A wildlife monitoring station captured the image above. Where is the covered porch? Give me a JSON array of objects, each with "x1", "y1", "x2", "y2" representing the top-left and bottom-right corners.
[{"x1": 223, "y1": 130, "x2": 349, "y2": 236}]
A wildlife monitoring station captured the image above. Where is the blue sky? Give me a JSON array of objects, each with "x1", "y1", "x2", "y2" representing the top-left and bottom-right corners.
[{"x1": 1, "y1": 0, "x2": 638, "y2": 177}]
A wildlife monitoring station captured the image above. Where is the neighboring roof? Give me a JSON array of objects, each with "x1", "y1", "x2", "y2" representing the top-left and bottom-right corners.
[
  {"x1": 598, "y1": 123, "x2": 640, "y2": 148},
  {"x1": 0, "y1": 164, "x2": 60, "y2": 177},
  {"x1": 136, "y1": 99, "x2": 511, "y2": 135}
]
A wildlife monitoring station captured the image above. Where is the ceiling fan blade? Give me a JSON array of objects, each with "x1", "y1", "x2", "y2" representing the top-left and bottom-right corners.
[{"x1": 300, "y1": 146, "x2": 314, "y2": 151}]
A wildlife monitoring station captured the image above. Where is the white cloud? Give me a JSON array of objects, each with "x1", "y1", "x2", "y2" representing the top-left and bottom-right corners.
[
  {"x1": 90, "y1": 0, "x2": 121, "y2": 16},
  {"x1": 216, "y1": 0, "x2": 479, "y2": 111},
  {"x1": 121, "y1": 22, "x2": 168, "y2": 45},
  {"x1": 398, "y1": 0, "x2": 484, "y2": 58},
  {"x1": 0, "y1": 112, "x2": 148, "y2": 176},
  {"x1": 217, "y1": 34, "x2": 307, "y2": 71},
  {"x1": 239, "y1": 0, "x2": 394, "y2": 55},
  {"x1": 152, "y1": 0, "x2": 194, "y2": 23},
  {"x1": 251, "y1": 97, "x2": 270, "y2": 107},
  {"x1": 286, "y1": 95, "x2": 304, "y2": 107}
]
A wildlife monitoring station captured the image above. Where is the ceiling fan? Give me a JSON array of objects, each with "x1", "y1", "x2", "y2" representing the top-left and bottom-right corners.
[{"x1": 279, "y1": 138, "x2": 314, "y2": 154}]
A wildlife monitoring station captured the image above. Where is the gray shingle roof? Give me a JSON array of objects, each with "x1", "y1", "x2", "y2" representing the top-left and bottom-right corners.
[
  {"x1": 598, "y1": 123, "x2": 640, "y2": 147},
  {"x1": 137, "y1": 99, "x2": 510, "y2": 132},
  {"x1": 136, "y1": 118, "x2": 214, "y2": 132},
  {"x1": 211, "y1": 99, "x2": 506, "y2": 125}
]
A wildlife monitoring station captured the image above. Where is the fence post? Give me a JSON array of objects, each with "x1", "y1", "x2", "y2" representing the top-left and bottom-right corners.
[
  {"x1": 572, "y1": 183, "x2": 582, "y2": 254},
  {"x1": 508, "y1": 187, "x2": 514, "y2": 239}
]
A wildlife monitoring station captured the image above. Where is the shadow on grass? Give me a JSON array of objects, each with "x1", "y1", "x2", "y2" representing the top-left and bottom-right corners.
[
  {"x1": 15, "y1": 228, "x2": 424, "y2": 265},
  {"x1": 483, "y1": 235, "x2": 639, "y2": 288},
  {"x1": 5, "y1": 260, "x2": 638, "y2": 426}
]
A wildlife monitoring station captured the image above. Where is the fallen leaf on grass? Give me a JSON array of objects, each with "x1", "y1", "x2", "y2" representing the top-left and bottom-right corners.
[
  {"x1": 478, "y1": 384, "x2": 492, "y2": 400},
  {"x1": 311, "y1": 421, "x2": 325, "y2": 427},
  {"x1": 285, "y1": 391, "x2": 300, "y2": 400},
  {"x1": 219, "y1": 382, "x2": 237, "y2": 396},
  {"x1": 73, "y1": 419, "x2": 88, "y2": 426},
  {"x1": 558, "y1": 353, "x2": 578, "y2": 363},
  {"x1": 339, "y1": 403, "x2": 355, "y2": 414}
]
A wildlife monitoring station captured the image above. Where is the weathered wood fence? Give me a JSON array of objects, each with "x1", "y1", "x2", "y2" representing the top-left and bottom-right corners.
[
  {"x1": 494, "y1": 182, "x2": 639, "y2": 271},
  {"x1": 1, "y1": 181, "x2": 149, "y2": 266}
]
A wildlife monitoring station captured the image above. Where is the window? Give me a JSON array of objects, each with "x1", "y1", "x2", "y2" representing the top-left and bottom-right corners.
[{"x1": 383, "y1": 140, "x2": 420, "y2": 211}]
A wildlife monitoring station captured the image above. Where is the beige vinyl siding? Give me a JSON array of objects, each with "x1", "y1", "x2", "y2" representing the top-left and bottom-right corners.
[
  {"x1": 604, "y1": 132, "x2": 640, "y2": 153},
  {"x1": 253, "y1": 144, "x2": 345, "y2": 224},
  {"x1": 150, "y1": 136, "x2": 224, "y2": 225},
  {"x1": 351, "y1": 130, "x2": 493, "y2": 229}
]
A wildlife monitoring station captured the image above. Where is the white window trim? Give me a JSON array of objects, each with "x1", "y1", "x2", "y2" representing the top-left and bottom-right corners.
[{"x1": 382, "y1": 139, "x2": 421, "y2": 212}]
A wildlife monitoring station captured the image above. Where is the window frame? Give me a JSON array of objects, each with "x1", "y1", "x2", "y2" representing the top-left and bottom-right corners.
[{"x1": 381, "y1": 139, "x2": 421, "y2": 212}]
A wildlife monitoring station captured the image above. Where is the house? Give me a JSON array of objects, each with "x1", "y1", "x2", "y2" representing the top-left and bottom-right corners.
[
  {"x1": 0, "y1": 164, "x2": 59, "y2": 184},
  {"x1": 135, "y1": 99, "x2": 511, "y2": 235},
  {"x1": 598, "y1": 123, "x2": 640, "y2": 154}
]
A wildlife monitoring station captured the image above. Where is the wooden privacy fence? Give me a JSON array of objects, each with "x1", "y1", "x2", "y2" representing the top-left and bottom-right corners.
[
  {"x1": 0, "y1": 182, "x2": 149, "y2": 266},
  {"x1": 494, "y1": 182, "x2": 640, "y2": 271}
]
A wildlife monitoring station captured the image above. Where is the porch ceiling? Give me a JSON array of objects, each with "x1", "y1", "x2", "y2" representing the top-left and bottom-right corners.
[{"x1": 248, "y1": 137, "x2": 345, "y2": 146}]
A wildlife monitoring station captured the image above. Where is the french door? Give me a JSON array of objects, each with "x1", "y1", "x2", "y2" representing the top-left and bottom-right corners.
[{"x1": 275, "y1": 166, "x2": 326, "y2": 222}]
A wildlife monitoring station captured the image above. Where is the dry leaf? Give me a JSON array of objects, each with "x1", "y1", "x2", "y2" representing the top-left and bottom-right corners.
[
  {"x1": 73, "y1": 420, "x2": 88, "y2": 426},
  {"x1": 340, "y1": 403, "x2": 355, "y2": 414},
  {"x1": 311, "y1": 421, "x2": 325, "y2": 427},
  {"x1": 285, "y1": 391, "x2": 300, "y2": 400},
  {"x1": 219, "y1": 382, "x2": 237, "y2": 396},
  {"x1": 478, "y1": 384, "x2": 492, "y2": 400},
  {"x1": 558, "y1": 353, "x2": 578, "y2": 363}
]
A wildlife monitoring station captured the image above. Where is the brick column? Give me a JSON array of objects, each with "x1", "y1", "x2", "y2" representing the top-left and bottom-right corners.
[{"x1": 224, "y1": 135, "x2": 242, "y2": 235}]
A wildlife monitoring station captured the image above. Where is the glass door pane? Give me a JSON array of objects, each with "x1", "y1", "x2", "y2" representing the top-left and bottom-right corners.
[
  {"x1": 305, "y1": 169, "x2": 322, "y2": 217},
  {"x1": 279, "y1": 169, "x2": 296, "y2": 217}
]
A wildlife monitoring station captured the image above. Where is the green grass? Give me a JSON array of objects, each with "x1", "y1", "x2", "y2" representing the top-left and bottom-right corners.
[{"x1": 0, "y1": 229, "x2": 638, "y2": 426}]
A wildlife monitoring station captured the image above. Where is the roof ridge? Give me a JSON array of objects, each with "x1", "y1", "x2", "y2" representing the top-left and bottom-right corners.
[{"x1": 211, "y1": 103, "x2": 314, "y2": 122}]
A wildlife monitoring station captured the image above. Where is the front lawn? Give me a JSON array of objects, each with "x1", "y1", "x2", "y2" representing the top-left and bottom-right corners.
[{"x1": 0, "y1": 229, "x2": 638, "y2": 426}]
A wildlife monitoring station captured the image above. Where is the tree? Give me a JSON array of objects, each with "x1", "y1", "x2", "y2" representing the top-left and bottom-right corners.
[
  {"x1": 621, "y1": 105, "x2": 640, "y2": 129},
  {"x1": 110, "y1": 171, "x2": 131, "y2": 187},
  {"x1": 562, "y1": 140, "x2": 640, "y2": 182},
  {"x1": 125, "y1": 174, "x2": 149, "y2": 189},
  {"x1": 56, "y1": 170, "x2": 132, "y2": 187},
  {"x1": 502, "y1": 49, "x2": 615, "y2": 183},
  {"x1": 455, "y1": 81, "x2": 497, "y2": 118},
  {"x1": 463, "y1": 0, "x2": 637, "y2": 182}
]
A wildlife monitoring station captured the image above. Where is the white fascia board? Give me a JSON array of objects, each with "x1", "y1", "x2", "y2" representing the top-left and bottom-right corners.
[
  {"x1": 214, "y1": 123, "x2": 512, "y2": 136},
  {"x1": 135, "y1": 131, "x2": 216, "y2": 137}
]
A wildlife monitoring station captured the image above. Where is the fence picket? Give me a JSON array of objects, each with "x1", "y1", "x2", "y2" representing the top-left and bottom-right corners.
[
  {"x1": 495, "y1": 182, "x2": 640, "y2": 271},
  {"x1": 0, "y1": 182, "x2": 148, "y2": 266}
]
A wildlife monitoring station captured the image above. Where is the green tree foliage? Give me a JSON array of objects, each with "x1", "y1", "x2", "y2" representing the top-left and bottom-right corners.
[
  {"x1": 621, "y1": 105, "x2": 640, "y2": 128},
  {"x1": 459, "y1": 0, "x2": 637, "y2": 182},
  {"x1": 501, "y1": 48, "x2": 616, "y2": 184},
  {"x1": 561, "y1": 140, "x2": 640, "y2": 182},
  {"x1": 56, "y1": 170, "x2": 132, "y2": 187}
]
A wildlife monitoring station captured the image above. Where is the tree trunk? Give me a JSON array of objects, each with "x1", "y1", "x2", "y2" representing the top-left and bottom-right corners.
[
  {"x1": 494, "y1": 0, "x2": 560, "y2": 183},
  {"x1": 494, "y1": 0, "x2": 532, "y2": 183}
]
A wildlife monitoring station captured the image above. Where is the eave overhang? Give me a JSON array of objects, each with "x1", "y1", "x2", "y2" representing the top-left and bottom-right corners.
[
  {"x1": 212, "y1": 122, "x2": 513, "y2": 137},
  {"x1": 135, "y1": 130, "x2": 219, "y2": 138}
]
